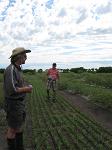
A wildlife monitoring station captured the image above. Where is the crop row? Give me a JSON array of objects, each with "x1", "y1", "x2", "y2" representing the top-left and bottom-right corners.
[{"x1": 26, "y1": 74, "x2": 112, "y2": 150}]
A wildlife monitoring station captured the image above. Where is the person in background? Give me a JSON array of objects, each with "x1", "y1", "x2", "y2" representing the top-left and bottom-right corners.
[
  {"x1": 47, "y1": 63, "x2": 59, "y2": 102},
  {"x1": 3, "y1": 47, "x2": 33, "y2": 150}
]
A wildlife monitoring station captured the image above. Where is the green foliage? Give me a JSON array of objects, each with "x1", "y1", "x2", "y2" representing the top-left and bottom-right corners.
[
  {"x1": 96, "y1": 67, "x2": 112, "y2": 73},
  {"x1": 25, "y1": 74, "x2": 112, "y2": 149},
  {"x1": 0, "y1": 72, "x2": 112, "y2": 148},
  {"x1": 59, "y1": 72, "x2": 112, "y2": 109},
  {"x1": 0, "y1": 68, "x2": 5, "y2": 74},
  {"x1": 58, "y1": 82, "x2": 68, "y2": 90},
  {"x1": 0, "y1": 74, "x2": 3, "y2": 82},
  {"x1": 70, "y1": 67, "x2": 86, "y2": 73},
  {"x1": 38, "y1": 69, "x2": 43, "y2": 73},
  {"x1": 23, "y1": 69, "x2": 36, "y2": 74},
  {"x1": 62, "y1": 69, "x2": 69, "y2": 73},
  {"x1": 84, "y1": 73, "x2": 112, "y2": 88}
]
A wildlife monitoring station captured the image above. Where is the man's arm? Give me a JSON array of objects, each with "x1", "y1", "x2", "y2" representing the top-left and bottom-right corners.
[{"x1": 16, "y1": 85, "x2": 32, "y2": 93}]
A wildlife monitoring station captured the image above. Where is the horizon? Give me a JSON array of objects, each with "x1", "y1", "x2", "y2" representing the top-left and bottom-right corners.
[{"x1": 0, "y1": 65, "x2": 112, "y2": 71}]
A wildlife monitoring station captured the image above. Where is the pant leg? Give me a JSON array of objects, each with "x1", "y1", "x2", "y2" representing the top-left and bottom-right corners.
[
  {"x1": 47, "y1": 79, "x2": 52, "y2": 99},
  {"x1": 16, "y1": 132, "x2": 24, "y2": 150},
  {"x1": 7, "y1": 138, "x2": 16, "y2": 150},
  {"x1": 52, "y1": 80, "x2": 56, "y2": 100}
]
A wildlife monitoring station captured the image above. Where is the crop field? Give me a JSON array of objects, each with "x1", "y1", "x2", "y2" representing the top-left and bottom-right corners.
[
  {"x1": 27, "y1": 73, "x2": 112, "y2": 149},
  {"x1": 59, "y1": 72, "x2": 112, "y2": 109},
  {"x1": 0, "y1": 73, "x2": 112, "y2": 149}
]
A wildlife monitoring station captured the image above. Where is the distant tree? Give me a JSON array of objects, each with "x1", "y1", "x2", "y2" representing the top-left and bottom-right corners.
[
  {"x1": 0, "y1": 68, "x2": 5, "y2": 73},
  {"x1": 87, "y1": 68, "x2": 96, "y2": 73},
  {"x1": 23, "y1": 69, "x2": 36, "y2": 74},
  {"x1": 70, "y1": 67, "x2": 86, "y2": 73},
  {"x1": 91, "y1": 68, "x2": 95, "y2": 72},
  {"x1": 58, "y1": 69, "x2": 63, "y2": 72},
  {"x1": 96, "y1": 67, "x2": 112, "y2": 73},
  {"x1": 38, "y1": 69, "x2": 43, "y2": 73},
  {"x1": 63, "y1": 69, "x2": 70, "y2": 73},
  {"x1": 95, "y1": 68, "x2": 98, "y2": 72}
]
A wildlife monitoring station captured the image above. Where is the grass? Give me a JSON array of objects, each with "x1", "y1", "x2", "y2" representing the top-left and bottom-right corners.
[{"x1": 26, "y1": 73, "x2": 112, "y2": 149}]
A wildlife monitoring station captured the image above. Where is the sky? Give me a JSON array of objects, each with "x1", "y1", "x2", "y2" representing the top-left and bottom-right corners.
[{"x1": 0, "y1": 0, "x2": 112, "y2": 70}]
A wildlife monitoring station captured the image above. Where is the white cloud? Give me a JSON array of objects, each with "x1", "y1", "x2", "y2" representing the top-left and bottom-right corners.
[{"x1": 0, "y1": 0, "x2": 112, "y2": 69}]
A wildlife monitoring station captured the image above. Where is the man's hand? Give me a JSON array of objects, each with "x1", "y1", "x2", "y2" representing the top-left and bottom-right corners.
[
  {"x1": 27, "y1": 85, "x2": 33, "y2": 92},
  {"x1": 16, "y1": 85, "x2": 33, "y2": 93}
]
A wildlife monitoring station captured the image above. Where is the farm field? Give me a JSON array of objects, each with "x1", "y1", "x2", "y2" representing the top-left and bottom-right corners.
[
  {"x1": 0, "y1": 73, "x2": 112, "y2": 149},
  {"x1": 27, "y1": 73, "x2": 112, "y2": 149},
  {"x1": 59, "y1": 72, "x2": 112, "y2": 110}
]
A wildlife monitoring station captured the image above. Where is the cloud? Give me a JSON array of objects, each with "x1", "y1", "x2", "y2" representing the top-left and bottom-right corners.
[
  {"x1": 0, "y1": 0, "x2": 112, "y2": 69},
  {"x1": 76, "y1": 8, "x2": 88, "y2": 24},
  {"x1": 58, "y1": 8, "x2": 67, "y2": 17},
  {"x1": 45, "y1": 0, "x2": 54, "y2": 9},
  {"x1": 95, "y1": 1, "x2": 112, "y2": 14}
]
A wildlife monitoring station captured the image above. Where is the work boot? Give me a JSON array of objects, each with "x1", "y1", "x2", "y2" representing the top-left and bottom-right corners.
[
  {"x1": 16, "y1": 132, "x2": 24, "y2": 150},
  {"x1": 7, "y1": 138, "x2": 16, "y2": 150}
]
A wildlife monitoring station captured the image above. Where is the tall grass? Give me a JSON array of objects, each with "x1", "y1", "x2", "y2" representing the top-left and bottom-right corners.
[{"x1": 59, "y1": 72, "x2": 112, "y2": 110}]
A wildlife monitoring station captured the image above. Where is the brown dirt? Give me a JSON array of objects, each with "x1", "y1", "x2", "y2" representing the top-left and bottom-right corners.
[{"x1": 59, "y1": 90, "x2": 112, "y2": 132}]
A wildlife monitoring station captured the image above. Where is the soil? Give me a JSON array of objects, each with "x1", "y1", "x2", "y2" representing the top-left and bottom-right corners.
[
  {"x1": 59, "y1": 90, "x2": 112, "y2": 132},
  {"x1": 0, "y1": 91, "x2": 112, "y2": 149}
]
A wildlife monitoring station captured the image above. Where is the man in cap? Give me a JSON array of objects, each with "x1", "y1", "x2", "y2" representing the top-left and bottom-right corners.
[
  {"x1": 3, "y1": 47, "x2": 33, "y2": 150},
  {"x1": 47, "y1": 63, "x2": 59, "y2": 102}
]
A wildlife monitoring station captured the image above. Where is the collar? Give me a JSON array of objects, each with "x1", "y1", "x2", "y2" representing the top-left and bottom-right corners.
[{"x1": 14, "y1": 64, "x2": 22, "y2": 71}]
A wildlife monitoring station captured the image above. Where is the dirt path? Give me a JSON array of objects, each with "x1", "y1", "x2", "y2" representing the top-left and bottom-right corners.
[{"x1": 59, "y1": 90, "x2": 112, "y2": 131}]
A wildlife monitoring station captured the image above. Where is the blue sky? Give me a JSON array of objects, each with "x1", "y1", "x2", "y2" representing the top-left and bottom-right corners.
[{"x1": 0, "y1": 0, "x2": 112, "y2": 70}]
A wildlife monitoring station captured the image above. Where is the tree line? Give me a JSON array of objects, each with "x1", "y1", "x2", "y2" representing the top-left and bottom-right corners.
[
  {"x1": 0, "y1": 67, "x2": 112, "y2": 74},
  {"x1": 68, "y1": 67, "x2": 112, "y2": 73}
]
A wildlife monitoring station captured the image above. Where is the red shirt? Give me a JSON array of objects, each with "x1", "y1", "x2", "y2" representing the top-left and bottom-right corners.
[{"x1": 47, "y1": 68, "x2": 59, "y2": 80}]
